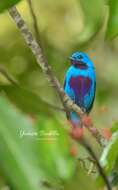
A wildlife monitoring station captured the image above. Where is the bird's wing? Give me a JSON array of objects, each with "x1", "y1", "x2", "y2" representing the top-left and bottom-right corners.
[
  {"x1": 64, "y1": 77, "x2": 76, "y2": 102},
  {"x1": 86, "y1": 81, "x2": 96, "y2": 113}
]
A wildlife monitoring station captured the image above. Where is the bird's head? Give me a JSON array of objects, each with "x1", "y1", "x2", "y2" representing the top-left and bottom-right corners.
[{"x1": 69, "y1": 52, "x2": 94, "y2": 69}]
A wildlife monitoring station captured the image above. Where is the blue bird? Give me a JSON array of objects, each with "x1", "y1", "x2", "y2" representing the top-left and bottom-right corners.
[{"x1": 64, "y1": 52, "x2": 96, "y2": 127}]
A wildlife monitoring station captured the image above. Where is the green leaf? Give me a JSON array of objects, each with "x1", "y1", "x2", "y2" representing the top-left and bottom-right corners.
[
  {"x1": 78, "y1": 0, "x2": 104, "y2": 45},
  {"x1": 106, "y1": 0, "x2": 118, "y2": 40},
  {"x1": 0, "y1": 85, "x2": 53, "y2": 116},
  {"x1": 0, "y1": 96, "x2": 45, "y2": 190},
  {"x1": 35, "y1": 116, "x2": 76, "y2": 181},
  {"x1": 0, "y1": 0, "x2": 21, "y2": 13},
  {"x1": 111, "y1": 121, "x2": 118, "y2": 133},
  {"x1": 100, "y1": 131, "x2": 118, "y2": 173},
  {"x1": 109, "y1": 170, "x2": 118, "y2": 187},
  {"x1": 97, "y1": 131, "x2": 118, "y2": 186}
]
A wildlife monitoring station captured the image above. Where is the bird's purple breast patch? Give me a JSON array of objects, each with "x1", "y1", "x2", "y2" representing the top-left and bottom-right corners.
[{"x1": 69, "y1": 76, "x2": 92, "y2": 105}]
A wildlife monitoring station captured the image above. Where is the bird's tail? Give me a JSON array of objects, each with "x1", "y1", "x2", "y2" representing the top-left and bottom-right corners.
[{"x1": 70, "y1": 111, "x2": 81, "y2": 127}]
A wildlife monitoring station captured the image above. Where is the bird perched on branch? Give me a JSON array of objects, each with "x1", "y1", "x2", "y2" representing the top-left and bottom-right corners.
[{"x1": 64, "y1": 52, "x2": 96, "y2": 127}]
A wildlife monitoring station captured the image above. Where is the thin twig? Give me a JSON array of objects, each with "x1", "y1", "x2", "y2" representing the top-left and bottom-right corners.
[
  {"x1": 0, "y1": 66, "x2": 18, "y2": 85},
  {"x1": 87, "y1": 162, "x2": 95, "y2": 175},
  {"x1": 44, "y1": 101, "x2": 65, "y2": 112},
  {"x1": 78, "y1": 156, "x2": 96, "y2": 174},
  {"x1": 0, "y1": 66, "x2": 65, "y2": 112},
  {"x1": 78, "y1": 158, "x2": 96, "y2": 173},
  {"x1": 27, "y1": 0, "x2": 41, "y2": 44}
]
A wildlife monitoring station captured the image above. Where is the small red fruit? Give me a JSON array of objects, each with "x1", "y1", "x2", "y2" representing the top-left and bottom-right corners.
[
  {"x1": 70, "y1": 145, "x2": 78, "y2": 157},
  {"x1": 101, "y1": 128, "x2": 112, "y2": 140},
  {"x1": 70, "y1": 127, "x2": 84, "y2": 140},
  {"x1": 82, "y1": 115, "x2": 92, "y2": 127}
]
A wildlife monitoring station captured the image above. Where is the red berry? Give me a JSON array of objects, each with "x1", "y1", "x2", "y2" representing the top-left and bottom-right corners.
[
  {"x1": 82, "y1": 116, "x2": 92, "y2": 127},
  {"x1": 71, "y1": 127, "x2": 84, "y2": 140},
  {"x1": 101, "y1": 128, "x2": 112, "y2": 140},
  {"x1": 70, "y1": 145, "x2": 78, "y2": 157}
]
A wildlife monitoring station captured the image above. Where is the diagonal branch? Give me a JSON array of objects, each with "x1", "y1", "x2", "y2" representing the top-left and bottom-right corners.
[{"x1": 9, "y1": 6, "x2": 83, "y2": 119}]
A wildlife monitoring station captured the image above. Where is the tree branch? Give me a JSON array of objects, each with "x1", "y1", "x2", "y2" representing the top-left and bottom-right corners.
[
  {"x1": 87, "y1": 125, "x2": 107, "y2": 147},
  {"x1": 9, "y1": 6, "x2": 83, "y2": 119}
]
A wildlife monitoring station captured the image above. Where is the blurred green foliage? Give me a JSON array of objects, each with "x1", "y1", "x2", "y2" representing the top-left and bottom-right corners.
[
  {"x1": 0, "y1": 0, "x2": 21, "y2": 12},
  {"x1": 35, "y1": 116, "x2": 76, "y2": 181},
  {"x1": 78, "y1": 0, "x2": 104, "y2": 45},
  {"x1": 0, "y1": 96, "x2": 45, "y2": 190},
  {"x1": 106, "y1": 0, "x2": 118, "y2": 39},
  {"x1": 97, "y1": 127, "x2": 118, "y2": 188},
  {"x1": 0, "y1": 0, "x2": 118, "y2": 189},
  {"x1": 0, "y1": 85, "x2": 54, "y2": 115}
]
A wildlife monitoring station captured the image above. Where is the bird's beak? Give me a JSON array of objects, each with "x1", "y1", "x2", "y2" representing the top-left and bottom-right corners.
[{"x1": 68, "y1": 57, "x2": 74, "y2": 61}]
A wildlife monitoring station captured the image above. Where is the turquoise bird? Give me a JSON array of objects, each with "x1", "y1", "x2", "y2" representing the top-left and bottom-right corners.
[{"x1": 64, "y1": 52, "x2": 96, "y2": 127}]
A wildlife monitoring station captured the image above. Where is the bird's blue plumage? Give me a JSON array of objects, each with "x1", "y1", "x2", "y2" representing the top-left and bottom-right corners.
[{"x1": 64, "y1": 52, "x2": 96, "y2": 126}]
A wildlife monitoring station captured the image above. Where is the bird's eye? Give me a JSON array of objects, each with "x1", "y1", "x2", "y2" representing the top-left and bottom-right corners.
[{"x1": 78, "y1": 55, "x2": 83, "y2": 59}]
